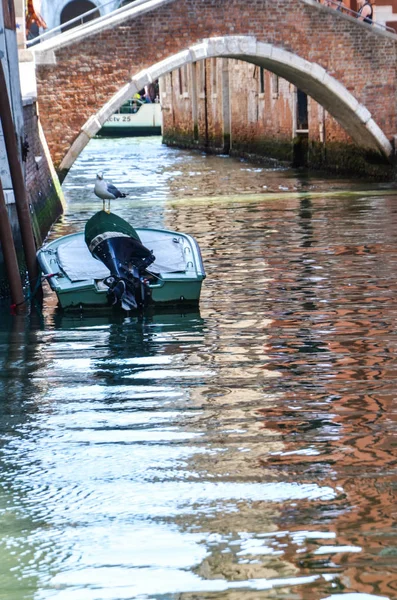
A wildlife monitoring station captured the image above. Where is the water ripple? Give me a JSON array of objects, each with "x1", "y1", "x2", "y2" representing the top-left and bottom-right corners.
[{"x1": 0, "y1": 138, "x2": 396, "y2": 599}]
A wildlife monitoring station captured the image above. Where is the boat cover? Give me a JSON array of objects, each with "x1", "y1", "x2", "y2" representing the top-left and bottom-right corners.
[
  {"x1": 57, "y1": 232, "x2": 187, "y2": 282},
  {"x1": 58, "y1": 236, "x2": 110, "y2": 282},
  {"x1": 139, "y1": 231, "x2": 187, "y2": 274}
]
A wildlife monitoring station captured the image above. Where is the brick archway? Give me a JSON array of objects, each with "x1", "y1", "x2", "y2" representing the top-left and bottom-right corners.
[
  {"x1": 58, "y1": 36, "x2": 392, "y2": 175},
  {"x1": 60, "y1": 1, "x2": 100, "y2": 32},
  {"x1": 32, "y1": 0, "x2": 397, "y2": 176}
]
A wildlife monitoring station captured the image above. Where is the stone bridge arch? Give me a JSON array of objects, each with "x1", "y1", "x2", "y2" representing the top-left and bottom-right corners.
[
  {"x1": 32, "y1": 0, "x2": 397, "y2": 177},
  {"x1": 59, "y1": 36, "x2": 393, "y2": 175}
]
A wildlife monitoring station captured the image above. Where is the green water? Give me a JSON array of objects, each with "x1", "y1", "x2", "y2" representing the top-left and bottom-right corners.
[{"x1": 0, "y1": 137, "x2": 396, "y2": 600}]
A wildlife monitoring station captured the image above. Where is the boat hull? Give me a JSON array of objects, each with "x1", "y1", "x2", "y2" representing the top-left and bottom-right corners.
[
  {"x1": 97, "y1": 125, "x2": 162, "y2": 137},
  {"x1": 52, "y1": 278, "x2": 204, "y2": 311},
  {"x1": 97, "y1": 104, "x2": 162, "y2": 137},
  {"x1": 37, "y1": 225, "x2": 206, "y2": 312}
]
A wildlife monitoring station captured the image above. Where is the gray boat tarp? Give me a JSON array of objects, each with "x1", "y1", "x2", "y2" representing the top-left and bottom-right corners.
[
  {"x1": 57, "y1": 232, "x2": 187, "y2": 282},
  {"x1": 139, "y1": 231, "x2": 187, "y2": 274}
]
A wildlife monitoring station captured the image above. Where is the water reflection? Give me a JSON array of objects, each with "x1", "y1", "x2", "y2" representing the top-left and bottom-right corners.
[{"x1": 0, "y1": 138, "x2": 396, "y2": 600}]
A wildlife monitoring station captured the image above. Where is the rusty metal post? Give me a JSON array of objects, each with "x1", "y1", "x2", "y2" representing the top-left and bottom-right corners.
[
  {"x1": 0, "y1": 178, "x2": 26, "y2": 312},
  {"x1": 0, "y1": 59, "x2": 40, "y2": 295}
]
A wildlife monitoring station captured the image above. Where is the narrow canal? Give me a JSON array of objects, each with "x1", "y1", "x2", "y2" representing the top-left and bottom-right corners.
[{"x1": 0, "y1": 137, "x2": 396, "y2": 600}]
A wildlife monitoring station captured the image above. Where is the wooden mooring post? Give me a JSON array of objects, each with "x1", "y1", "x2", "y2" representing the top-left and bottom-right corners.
[
  {"x1": 0, "y1": 178, "x2": 26, "y2": 313},
  {"x1": 0, "y1": 59, "x2": 41, "y2": 297}
]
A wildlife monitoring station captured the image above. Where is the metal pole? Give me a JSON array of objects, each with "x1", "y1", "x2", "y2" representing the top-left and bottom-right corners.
[
  {"x1": 0, "y1": 178, "x2": 26, "y2": 312},
  {"x1": 0, "y1": 59, "x2": 40, "y2": 295}
]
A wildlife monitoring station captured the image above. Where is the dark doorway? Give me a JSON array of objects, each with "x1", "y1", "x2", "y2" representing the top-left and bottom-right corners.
[
  {"x1": 296, "y1": 90, "x2": 309, "y2": 129},
  {"x1": 294, "y1": 89, "x2": 309, "y2": 167},
  {"x1": 60, "y1": 0, "x2": 100, "y2": 32},
  {"x1": 296, "y1": 89, "x2": 308, "y2": 131}
]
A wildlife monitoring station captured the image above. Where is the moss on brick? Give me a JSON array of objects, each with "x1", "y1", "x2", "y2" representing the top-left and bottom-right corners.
[
  {"x1": 163, "y1": 129, "x2": 222, "y2": 153},
  {"x1": 164, "y1": 126, "x2": 395, "y2": 180},
  {"x1": 163, "y1": 131, "x2": 295, "y2": 167},
  {"x1": 309, "y1": 141, "x2": 394, "y2": 180},
  {"x1": 231, "y1": 138, "x2": 294, "y2": 164},
  {"x1": 33, "y1": 185, "x2": 64, "y2": 244}
]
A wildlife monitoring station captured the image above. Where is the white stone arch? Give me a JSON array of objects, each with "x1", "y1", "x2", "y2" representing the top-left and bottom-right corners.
[{"x1": 59, "y1": 35, "x2": 393, "y2": 173}]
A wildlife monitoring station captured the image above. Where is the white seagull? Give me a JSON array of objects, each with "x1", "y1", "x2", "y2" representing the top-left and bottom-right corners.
[{"x1": 94, "y1": 172, "x2": 127, "y2": 212}]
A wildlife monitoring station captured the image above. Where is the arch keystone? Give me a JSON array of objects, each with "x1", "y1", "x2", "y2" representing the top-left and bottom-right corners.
[
  {"x1": 207, "y1": 37, "x2": 228, "y2": 56},
  {"x1": 132, "y1": 70, "x2": 152, "y2": 90},
  {"x1": 239, "y1": 36, "x2": 257, "y2": 54},
  {"x1": 189, "y1": 42, "x2": 209, "y2": 62},
  {"x1": 207, "y1": 35, "x2": 257, "y2": 56},
  {"x1": 256, "y1": 42, "x2": 274, "y2": 60},
  {"x1": 225, "y1": 37, "x2": 244, "y2": 54}
]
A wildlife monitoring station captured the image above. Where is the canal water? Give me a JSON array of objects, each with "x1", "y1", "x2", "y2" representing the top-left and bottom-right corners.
[{"x1": 0, "y1": 137, "x2": 396, "y2": 600}]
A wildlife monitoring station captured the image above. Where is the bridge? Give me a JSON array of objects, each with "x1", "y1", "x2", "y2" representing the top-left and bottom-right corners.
[{"x1": 31, "y1": 0, "x2": 397, "y2": 178}]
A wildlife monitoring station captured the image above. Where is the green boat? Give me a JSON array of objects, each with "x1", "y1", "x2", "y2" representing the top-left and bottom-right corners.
[{"x1": 37, "y1": 211, "x2": 206, "y2": 311}]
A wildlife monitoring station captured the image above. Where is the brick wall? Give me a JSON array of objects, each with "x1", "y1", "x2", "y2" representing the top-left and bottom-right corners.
[
  {"x1": 162, "y1": 58, "x2": 347, "y2": 157},
  {"x1": 162, "y1": 55, "x2": 394, "y2": 176},
  {"x1": 228, "y1": 63, "x2": 295, "y2": 161},
  {"x1": 23, "y1": 100, "x2": 64, "y2": 245}
]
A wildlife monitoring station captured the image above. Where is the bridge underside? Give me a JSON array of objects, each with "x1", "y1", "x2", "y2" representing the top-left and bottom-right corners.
[{"x1": 55, "y1": 37, "x2": 392, "y2": 176}]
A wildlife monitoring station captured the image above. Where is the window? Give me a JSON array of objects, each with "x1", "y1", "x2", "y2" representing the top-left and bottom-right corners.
[
  {"x1": 272, "y1": 74, "x2": 279, "y2": 99},
  {"x1": 200, "y1": 60, "x2": 206, "y2": 94},
  {"x1": 178, "y1": 65, "x2": 189, "y2": 96},
  {"x1": 259, "y1": 67, "x2": 265, "y2": 94},
  {"x1": 178, "y1": 68, "x2": 183, "y2": 95},
  {"x1": 212, "y1": 58, "x2": 217, "y2": 94}
]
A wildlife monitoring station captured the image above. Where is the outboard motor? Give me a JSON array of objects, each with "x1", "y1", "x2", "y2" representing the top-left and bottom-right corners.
[{"x1": 85, "y1": 211, "x2": 155, "y2": 310}]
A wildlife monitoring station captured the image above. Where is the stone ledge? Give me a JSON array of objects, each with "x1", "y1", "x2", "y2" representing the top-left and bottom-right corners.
[{"x1": 3, "y1": 190, "x2": 15, "y2": 205}]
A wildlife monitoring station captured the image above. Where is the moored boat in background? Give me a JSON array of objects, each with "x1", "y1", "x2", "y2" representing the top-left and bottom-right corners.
[{"x1": 97, "y1": 100, "x2": 162, "y2": 137}]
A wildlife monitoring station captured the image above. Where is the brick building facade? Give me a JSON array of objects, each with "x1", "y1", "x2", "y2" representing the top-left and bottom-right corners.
[{"x1": 161, "y1": 57, "x2": 391, "y2": 177}]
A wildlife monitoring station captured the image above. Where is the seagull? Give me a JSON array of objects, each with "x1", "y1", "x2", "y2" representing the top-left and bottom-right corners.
[{"x1": 94, "y1": 172, "x2": 127, "y2": 212}]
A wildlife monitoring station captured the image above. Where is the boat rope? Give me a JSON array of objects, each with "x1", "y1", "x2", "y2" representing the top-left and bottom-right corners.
[
  {"x1": 10, "y1": 267, "x2": 44, "y2": 315},
  {"x1": 145, "y1": 270, "x2": 161, "y2": 281}
]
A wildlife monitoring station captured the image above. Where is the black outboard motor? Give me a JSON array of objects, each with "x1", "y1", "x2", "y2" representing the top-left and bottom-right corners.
[{"x1": 85, "y1": 211, "x2": 155, "y2": 310}]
